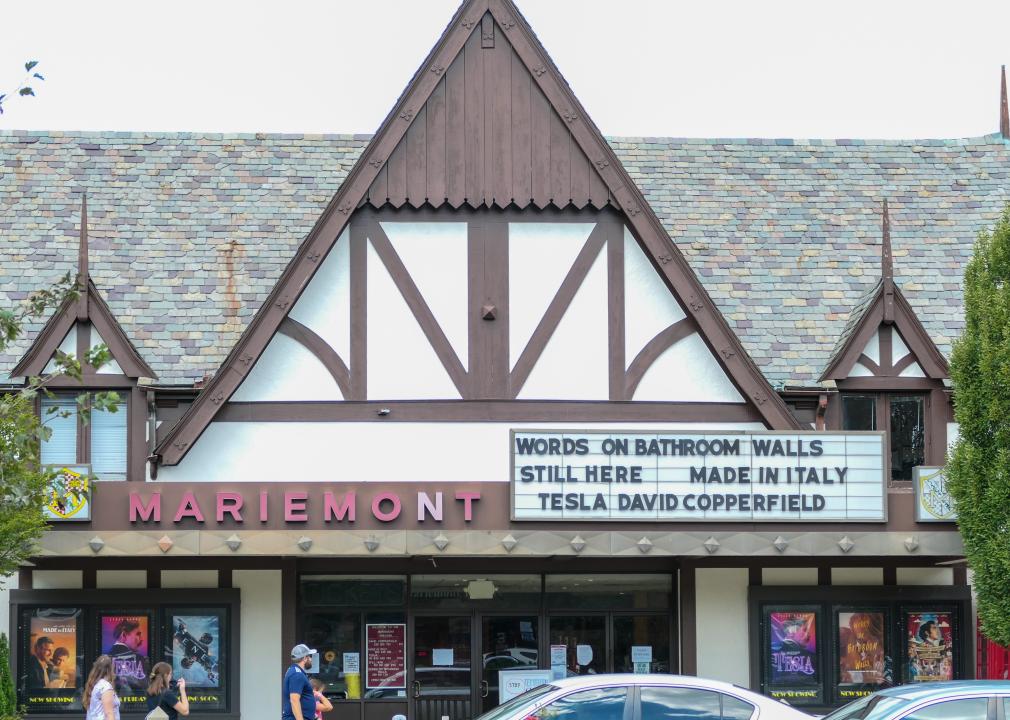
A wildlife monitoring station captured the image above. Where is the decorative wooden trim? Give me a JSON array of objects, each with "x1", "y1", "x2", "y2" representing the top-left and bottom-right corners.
[
  {"x1": 817, "y1": 566, "x2": 831, "y2": 586},
  {"x1": 367, "y1": 221, "x2": 469, "y2": 397},
  {"x1": 87, "y1": 285, "x2": 155, "y2": 378},
  {"x1": 18, "y1": 568, "x2": 33, "y2": 590},
  {"x1": 349, "y1": 220, "x2": 368, "y2": 401},
  {"x1": 837, "y1": 377, "x2": 942, "y2": 392},
  {"x1": 219, "y1": 568, "x2": 233, "y2": 589},
  {"x1": 489, "y1": 0, "x2": 797, "y2": 430},
  {"x1": 157, "y1": 0, "x2": 802, "y2": 465},
  {"x1": 277, "y1": 318, "x2": 352, "y2": 399},
  {"x1": 82, "y1": 567, "x2": 96, "y2": 589},
  {"x1": 607, "y1": 225, "x2": 625, "y2": 400},
  {"x1": 748, "y1": 566, "x2": 762, "y2": 586},
  {"x1": 129, "y1": 386, "x2": 148, "y2": 482},
  {"x1": 891, "y1": 353, "x2": 917, "y2": 376},
  {"x1": 43, "y1": 374, "x2": 133, "y2": 389},
  {"x1": 281, "y1": 559, "x2": 297, "y2": 677},
  {"x1": 883, "y1": 566, "x2": 897, "y2": 585},
  {"x1": 624, "y1": 319, "x2": 696, "y2": 400},
  {"x1": 509, "y1": 222, "x2": 608, "y2": 397},
  {"x1": 10, "y1": 302, "x2": 76, "y2": 377},
  {"x1": 856, "y1": 354, "x2": 880, "y2": 375},
  {"x1": 822, "y1": 299, "x2": 884, "y2": 382},
  {"x1": 484, "y1": 221, "x2": 510, "y2": 397},
  {"x1": 156, "y1": 0, "x2": 489, "y2": 464},
  {"x1": 146, "y1": 568, "x2": 161, "y2": 589},
  {"x1": 217, "y1": 399, "x2": 763, "y2": 423}
]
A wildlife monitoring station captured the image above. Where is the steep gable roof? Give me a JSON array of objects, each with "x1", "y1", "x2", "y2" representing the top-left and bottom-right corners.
[
  {"x1": 152, "y1": 0, "x2": 800, "y2": 464},
  {"x1": 10, "y1": 195, "x2": 154, "y2": 380},
  {"x1": 820, "y1": 200, "x2": 949, "y2": 383}
]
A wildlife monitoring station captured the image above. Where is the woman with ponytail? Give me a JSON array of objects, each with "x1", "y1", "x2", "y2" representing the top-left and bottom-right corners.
[
  {"x1": 83, "y1": 655, "x2": 119, "y2": 720},
  {"x1": 146, "y1": 662, "x2": 189, "y2": 719}
]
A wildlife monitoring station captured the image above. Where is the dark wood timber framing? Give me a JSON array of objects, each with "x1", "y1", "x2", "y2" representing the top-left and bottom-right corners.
[
  {"x1": 277, "y1": 317, "x2": 352, "y2": 398},
  {"x1": 509, "y1": 221, "x2": 609, "y2": 396},
  {"x1": 624, "y1": 319, "x2": 696, "y2": 400},
  {"x1": 217, "y1": 399, "x2": 763, "y2": 423},
  {"x1": 1001, "y1": 65, "x2": 1009, "y2": 140},
  {"x1": 156, "y1": 0, "x2": 799, "y2": 467}
]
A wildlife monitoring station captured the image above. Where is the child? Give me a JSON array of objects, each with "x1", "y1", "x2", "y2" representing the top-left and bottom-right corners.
[{"x1": 310, "y1": 678, "x2": 333, "y2": 720}]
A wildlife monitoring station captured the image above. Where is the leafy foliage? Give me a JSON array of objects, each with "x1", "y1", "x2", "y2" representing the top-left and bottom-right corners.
[
  {"x1": 0, "y1": 274, "x2": 119, "y2": 584},
  {"x1": 948, "y1": 204, "x2": 1010, "y2": 645},
  {"x1": 0, "y1": 60, "x2": 44, "y2": 115},
  {"x1": 0, "y1": 633, "x2": 16, "y2": 720}
]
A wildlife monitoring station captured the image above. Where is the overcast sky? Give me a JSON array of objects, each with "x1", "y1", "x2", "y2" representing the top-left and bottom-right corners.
[{"x1": 1, "y1": 0, "x2": 1008, "y2": 139}]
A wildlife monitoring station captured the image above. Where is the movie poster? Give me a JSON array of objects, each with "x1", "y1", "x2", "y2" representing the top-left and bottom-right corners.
[
  {"x1": 99, "y1": 613, "x2": 151, "y2": 707},
  {"x1": 21, "y1": 608, "x2": 82, "y2": 712},
  {"x1": 837, "y1": 611, "x2": 889, "y2": 699},
  {"x1": 906, "y1": 612, "x2": 954, "y2": 683},
  {"x1": 766, "y1": 609, "x2": 821, "y2": 705},
  {"x1": 163, "y1": 608, "x2": 227, "y2": 712}
]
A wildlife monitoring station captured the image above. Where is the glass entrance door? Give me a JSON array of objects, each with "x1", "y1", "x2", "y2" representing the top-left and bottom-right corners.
[
  {"x1": 479, "y1": 615, "x2": 539, "y2": 714},
  {"x1": 412, "y1": 616, "x2": 472, "y2": 720}
]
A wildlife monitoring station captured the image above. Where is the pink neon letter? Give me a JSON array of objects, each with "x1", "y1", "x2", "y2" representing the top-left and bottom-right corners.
[
  {"x1": 259, "y1": 491, "x2": 269, "y2": 522},
  {"x1": 417, "y1": 492, "x2": 443, "y2": 521},
  {"x1": 129, "y1": 493, "x2": 161, "y2": 522},
  {"x1": 324, "y1": 492, "x2": 356, "y2": 522},
  {"x1": 173, "y1": 491, "x2": 205, "y2": 523},
  {"x1": 216, "y1": 492, "x2": 244, "y2": 522},
  {"x1": 284, "y1": 492, "x2": 308, "y2": 522},
  {"x1": 455, "y1": 492, "x2": 480, "y2": 522},
  {"x1": 371, "y1": 492, "x2": 402, "y2": 522}
]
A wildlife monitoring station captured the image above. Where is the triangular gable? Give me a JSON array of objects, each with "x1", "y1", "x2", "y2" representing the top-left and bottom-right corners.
[
  {"x1": 11, "y1": 197, "x2": 154, "y2": 380},
  {"x1": 157, "y1": 0, "x2": 798, "y2": 465},
  {"x1": 820, "y1": 201, "x2": 948, "y2": 383}
]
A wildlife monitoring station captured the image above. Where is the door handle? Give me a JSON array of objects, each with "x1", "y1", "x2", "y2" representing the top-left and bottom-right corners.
[
  {"x1": 481, "y1": 680, "x2": 489, "y2": 698},
  {"x1": 413, "y1": 680, "x2": 421, "y2": 698}
]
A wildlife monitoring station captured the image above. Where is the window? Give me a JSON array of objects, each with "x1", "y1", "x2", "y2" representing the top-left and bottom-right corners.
[
  {"x1": 639, "y1": 687, "x2": 752, "y2": 720},
  {"x1": 541, "y1": 687, "x2": 627, "y2": 720},
  {"x1": 900, "y1": 698, "x2": 988, "y2": 720},
  {"x1": 842, "y1": 393, "x2": 925, "y2": 481},
  {"x1": 40, "y1": 394, "x2": 127, "y2": 481},
  {"x1": 613, "y1": 616, "x2": 670, "y2": 674}
]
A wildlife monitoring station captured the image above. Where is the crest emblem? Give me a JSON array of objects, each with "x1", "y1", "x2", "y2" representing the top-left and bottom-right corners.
[
  {"x1": 44, "y1": 465, "x2": 92, "y2": 521},
  {"x1": 914, "y1": 467, "x2": 956, "y2": 522}
]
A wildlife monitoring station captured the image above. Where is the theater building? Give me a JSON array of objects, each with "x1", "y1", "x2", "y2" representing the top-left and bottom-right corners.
[{"x1": 3, "y1": 0, "x2": 1009, "y2": 717}]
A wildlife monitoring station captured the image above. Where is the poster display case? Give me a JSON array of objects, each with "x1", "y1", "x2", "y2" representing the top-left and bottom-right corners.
[
  {"x1": 10, "y1": 590, "x2": 239, "y2": 718},
  {"x1": 750, "y1": 585, "x2": 971, "y2": 711}
]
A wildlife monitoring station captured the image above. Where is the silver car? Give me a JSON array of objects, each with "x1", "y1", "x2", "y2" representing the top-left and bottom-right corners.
[{"x1": 474, "y1": 674, "x2": 812, "y2": 720}]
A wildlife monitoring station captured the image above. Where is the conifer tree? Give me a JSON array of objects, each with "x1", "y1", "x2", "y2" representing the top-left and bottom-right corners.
[
  {"x1": 948, "y1": 205, "x2": 1010, "y2": 645},
  {"x1": 0, "y1": 632, "x2": 16, "y2": 719}
]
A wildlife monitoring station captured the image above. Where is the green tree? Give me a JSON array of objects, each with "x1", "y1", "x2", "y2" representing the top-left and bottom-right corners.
[
  {"x1": 0, "y1": 60, "x2": 44, "y2": 116},
  {"x1": 948, "y1": 205, "x2": 1010, "y2": 645},
  {"x1": 0, "y1": 273, "x2": 118, "y2": 582},
  {"x1": 0, "y1": 633, "x2": 15, "y2": 719}
]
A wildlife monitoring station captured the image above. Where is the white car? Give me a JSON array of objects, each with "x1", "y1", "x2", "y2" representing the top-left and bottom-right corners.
[{"x1": 476, "y1": 674, "x2": 812, "y2": 720}]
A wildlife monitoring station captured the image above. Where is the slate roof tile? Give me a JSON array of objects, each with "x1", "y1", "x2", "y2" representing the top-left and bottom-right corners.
[{"x1": 1, "y1": 130, "x2": 1007, "y2": 388}]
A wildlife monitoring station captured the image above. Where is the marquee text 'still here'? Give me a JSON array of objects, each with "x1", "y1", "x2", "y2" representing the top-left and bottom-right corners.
[{"x1": 511, "y1": 432, "x2": 884, "y2": 520}]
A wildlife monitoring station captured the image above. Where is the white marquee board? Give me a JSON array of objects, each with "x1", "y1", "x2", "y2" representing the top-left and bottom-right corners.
[{"x1": 511, "y1": 430, "x2": 886, "y2": 522}]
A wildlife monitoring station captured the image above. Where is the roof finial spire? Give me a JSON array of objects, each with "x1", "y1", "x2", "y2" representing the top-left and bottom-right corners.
[
  {"x1": 1001, "y1": 65, "x2": 1009, "y2": 139},
  {"x1": 881, "y1": 198, "x2": 894, "y2": 325},
  {"x1": 76, "y1": 192, "x2": 89, "y2": 320}
]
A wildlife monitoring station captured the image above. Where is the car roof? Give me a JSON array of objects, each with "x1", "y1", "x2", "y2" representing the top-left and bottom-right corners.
[
  {"x1": 546, "y1": 674, "x2": 753, "y2": 694},
  {"x1": 875, "y1": 680, "x2": 1010, "y2": 701}
]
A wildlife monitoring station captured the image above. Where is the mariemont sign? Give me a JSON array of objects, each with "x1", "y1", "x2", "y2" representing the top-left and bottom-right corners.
[{"x1": 510, "y1": 430, "x2": 886, "y2": 522}]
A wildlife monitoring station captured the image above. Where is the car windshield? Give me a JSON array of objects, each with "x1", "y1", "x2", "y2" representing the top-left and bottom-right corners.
[
  {"x1": 820, "y1": 694, "x2": 906, "y2": 720},
  {"x1": 473, "y1": 684, "x2": 559, "y2": 720}
]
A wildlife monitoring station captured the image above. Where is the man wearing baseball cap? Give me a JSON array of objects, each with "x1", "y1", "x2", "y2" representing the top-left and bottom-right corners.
[{"x1": 282, "y1": 643, "x2": 318, "y2": 720}]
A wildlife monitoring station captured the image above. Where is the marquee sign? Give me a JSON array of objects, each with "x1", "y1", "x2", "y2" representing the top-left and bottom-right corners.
[{"x1": 510, "y1": 430, "x2": 886, "y2": 522}]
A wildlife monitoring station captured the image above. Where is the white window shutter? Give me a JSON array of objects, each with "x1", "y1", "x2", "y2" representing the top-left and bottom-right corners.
[
  {"x1": 40, "y1": 396, "x2": 78, "y2": 465},
  {"x1": 91, "y1": 401, "x2": 128, "y2": 480}
]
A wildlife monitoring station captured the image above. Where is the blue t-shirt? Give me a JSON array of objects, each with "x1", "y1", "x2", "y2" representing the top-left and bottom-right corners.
[{"x1": 281, "y1": 664, "x2": 315, "y2": 720}]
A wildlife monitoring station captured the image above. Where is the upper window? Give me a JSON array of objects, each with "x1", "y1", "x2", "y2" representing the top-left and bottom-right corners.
[
  {"x1": 40, "y1": 394, "x2": 127, "y2": 480},
  {"x1": 842, "y1": 393, "x2": 924, "y2": 482}
]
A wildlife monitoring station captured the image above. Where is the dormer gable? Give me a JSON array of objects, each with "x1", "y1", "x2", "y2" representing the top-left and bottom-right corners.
[
  {"x1": 820, "y1": 200, "x2": 948, "y2": 388},
  {"x1": 10, "y1": 195, "x2": 154, "y2": 382}
]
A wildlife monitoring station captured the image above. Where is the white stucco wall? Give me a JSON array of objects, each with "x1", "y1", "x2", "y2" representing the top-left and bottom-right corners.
[
  {"x1": 234, "y1": 570, "x2": 282, "y2": 720},
  {"x1": 832, "y1": 567, "x2": 883, "y2": 585},
  {"x1": 897, "y1": 567, "x2": 954, "y2": 586},
  {"x1": 695, "y1": 568, "x2": 749, "y2": 686},
  {"x1": 33, "y1": 570, "x2": 82, "y2": 589},
  {"x1": 96, "y1": 570, "x2": 147, "y2": 588},
  {"x1": 762, "y1": 567, "x2": 817, "y2": 585},
  {"x1": 162, "y1": 570, "x2": 218, "y2": 588},
  {"x1": 0, "y1": 575, "x2": 18, "y2": 641}
]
